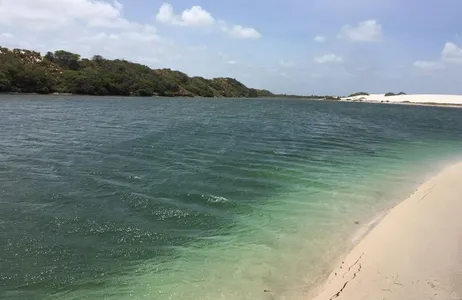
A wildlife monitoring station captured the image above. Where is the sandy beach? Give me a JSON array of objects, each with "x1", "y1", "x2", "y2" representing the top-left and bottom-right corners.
[
  {"x1": 309, "y1": 162, "x2": 462, "y2": 300},
  {"x1": 342, "y1": 94, "x2": 462, "y2": 107}
]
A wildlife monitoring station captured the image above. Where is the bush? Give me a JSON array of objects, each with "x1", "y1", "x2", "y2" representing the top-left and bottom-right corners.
[
  {"x1": 348, "y1": 92, "x2": 369, "y2": 97},
  {"x1": 134, "y1": 89, "x2": 153, "y2": 97},
  {"x1": 385, "y1": 92, "x2": 406, "y2": 97},
  {"x1": 0, "y1": 71, "x2": 11, "y2": 92},
  {"x1": 324, "y1": 96, "x2": 341, "y2": 100}
]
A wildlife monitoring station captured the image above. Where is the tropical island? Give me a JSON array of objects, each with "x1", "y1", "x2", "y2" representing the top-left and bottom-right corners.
[{"x1": 0, "y1": 46, "x2": 275, "y2": 97}]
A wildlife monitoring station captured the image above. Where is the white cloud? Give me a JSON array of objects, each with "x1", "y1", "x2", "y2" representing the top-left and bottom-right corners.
[
  {"x1": 441, "y1": 42, "x2": 462, "y2": 65},
  {"x1": 314, "y1": 54, "x2": 343, "y2": 64},
  {"x1": 314, "y1": 35, "x2": 326, "y2": 43},
  {"x1": 155, "y1": 3, "x2": 260, "y2": 39},
  {"x1": 0, "y1": 0, "x2": 124, "y2": 30},
  {"x1": 156, "y1": 3, "x2": 175, "y2": 24},
  {"x1": 0, "y1": 0, "x2": 177, "y2": 66},
  {"x1": 414, "y1": 42, "x2": 462, "y2": 71},
  {"x1": 218, "y1": 52, "x2": 237, "y2": 65},
  {"x1": 279, "y1": 60, "x2": 296, "y2": 67},
  {"x1": 156, "y1": 3, "x2": 214, "y2": 26},
  {"x1": 217, "y1": 20, "x2": 229, "y2": 32},
  {"x1": 219, "y1": 22, "x2": 261, "y2": 39},
  {"x1": 413, "y1": 60, "x2": 444, "y2": 70},
  {"x1": 181, "y1": 6, "x2": 215, "y2": 26},
  {"x1": 228, "y1": 25, "x2": 261, "y2": 39},
  {"x1": 338, "y1": 20, "x2": 382, "y2": 42}
]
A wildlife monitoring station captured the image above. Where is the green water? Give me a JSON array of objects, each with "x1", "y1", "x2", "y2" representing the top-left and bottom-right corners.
[{"x1": 1, "y1": 96, "x2": 461, "y2": 300}]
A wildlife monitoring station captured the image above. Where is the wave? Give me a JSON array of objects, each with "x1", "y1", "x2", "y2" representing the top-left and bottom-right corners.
[{"x1": 203, "y1": 194, "x2": 230, "y2": 203}]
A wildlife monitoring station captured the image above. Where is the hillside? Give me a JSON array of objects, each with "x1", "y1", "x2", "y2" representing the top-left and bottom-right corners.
[{"x1": 0, "y1": 46, "x2": 273, "y2": 97}]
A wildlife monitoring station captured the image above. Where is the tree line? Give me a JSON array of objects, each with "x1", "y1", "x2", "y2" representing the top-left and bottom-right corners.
[{"x1": 0, "y1": 46, "x2": 274, "y2": 97}]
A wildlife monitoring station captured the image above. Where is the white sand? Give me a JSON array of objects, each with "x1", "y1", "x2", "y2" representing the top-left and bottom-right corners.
[
  {"x1": 308, "y1": 162, "x2": 462, "y2": 300},
  {"x1": 342, "y1": 94, "x2": 462, "y2": 106}
]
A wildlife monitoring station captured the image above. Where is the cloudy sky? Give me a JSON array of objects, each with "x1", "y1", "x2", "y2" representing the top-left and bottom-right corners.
[{"x1": 1, "y1": 0, "x2": 461, "y2": 95}]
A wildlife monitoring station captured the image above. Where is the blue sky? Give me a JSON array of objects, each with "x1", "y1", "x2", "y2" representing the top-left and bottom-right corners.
[{"x1": 1, "y1": 0, "x2": 462, "y2": 95}]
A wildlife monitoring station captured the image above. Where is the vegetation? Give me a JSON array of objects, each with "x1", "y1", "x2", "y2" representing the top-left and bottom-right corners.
[
  {"x1": 384, "y1": 92, "x2": 407, "y2": 96},
  {"x1": 0, "y1": 46, "x2": 273, "y2": 97},
  {"x1": 322, "y1": 95, "x2": 341, "y2": 100},
  {"x1": 348, "y1": 92, "x2": 370, "y2": 97},
  {"x1": 275, "y1": 94, "x2": 341, "y2": 100}
]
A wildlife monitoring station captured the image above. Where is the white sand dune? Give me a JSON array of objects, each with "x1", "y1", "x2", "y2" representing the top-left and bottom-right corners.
[
  {"x1": 342, "y1": 94, "x2": 462, "y2": 105},
  {"x1": 308, "y1": 162, "x2": 462, "y2": 300}
]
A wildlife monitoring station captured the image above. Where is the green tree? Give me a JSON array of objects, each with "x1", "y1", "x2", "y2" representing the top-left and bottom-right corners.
[
  {"x1": 54, "y1": 50, "x2": 81, "y2": 70},
  {"x1": 0, "y1": 71, "x2": 11, "y2": 92},
  {"x1": 349, "y1": 92, "x2": 370, "y2": 97},
  {"x1": 44, "y1": 51, "x2": 55, "y2": 62},
  {"x1": 134, "y1": 89, "x2": 153, "y2": 96},
  {"x1": 0, "y1": 45, "x2": 276, "y2": 97},
  {"x1": 92, "y1": 55, "x2": 105, "y2": 62}
]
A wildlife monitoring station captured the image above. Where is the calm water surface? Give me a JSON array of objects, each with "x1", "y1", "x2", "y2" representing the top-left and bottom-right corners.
[{"x1": 1, "y1": 95, "x2": 461, "y2": 300}]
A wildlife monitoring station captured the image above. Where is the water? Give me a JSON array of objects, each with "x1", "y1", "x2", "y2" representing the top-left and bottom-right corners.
[{"x1": 1, "y1": 95, "x2": 461, "y2": 300}]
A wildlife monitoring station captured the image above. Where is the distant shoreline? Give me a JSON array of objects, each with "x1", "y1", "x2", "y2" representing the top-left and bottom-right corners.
[
  {"x1": 2, "y1": 93, "x2": 462, "y2": 108},
  {"x1": 0, "y1": 92, "x2": 332, "y2": 100},
  {"x1": 0, "y1": 92, "x2": 275, "y2": 99},
  {"x1": 343, "y1": 99, "x2": 462, "y2": 109},
  {"x1": 340, "y1": 94, "x2": 462, "y2": 108}
]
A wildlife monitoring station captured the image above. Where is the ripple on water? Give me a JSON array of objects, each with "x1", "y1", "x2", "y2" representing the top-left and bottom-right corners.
[{"x1": 0, "y1": 96, "x2": 462, "y2": 300}]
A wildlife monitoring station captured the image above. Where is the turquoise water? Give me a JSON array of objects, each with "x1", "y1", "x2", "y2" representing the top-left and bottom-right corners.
[{"x1": 1, "y1": 96, "x2": 461, "y2": 300}]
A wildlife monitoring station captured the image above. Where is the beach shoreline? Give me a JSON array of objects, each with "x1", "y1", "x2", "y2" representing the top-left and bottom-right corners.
[
  {"x1": 340, "y1": 94, "x2": 462, "y2": 108},
  {"x1": 305, "y1": 162, "x2": 462, "y2": 300}
]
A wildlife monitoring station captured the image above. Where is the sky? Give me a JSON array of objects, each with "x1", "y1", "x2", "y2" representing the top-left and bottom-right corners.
[{"x1": 1, "y1": 0, "x2": 462, "y2": 95}]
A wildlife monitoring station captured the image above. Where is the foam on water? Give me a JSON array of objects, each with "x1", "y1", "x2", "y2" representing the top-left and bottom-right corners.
[{"x1": 203, "y1": 195, "x2": 230, "y2": 203}]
